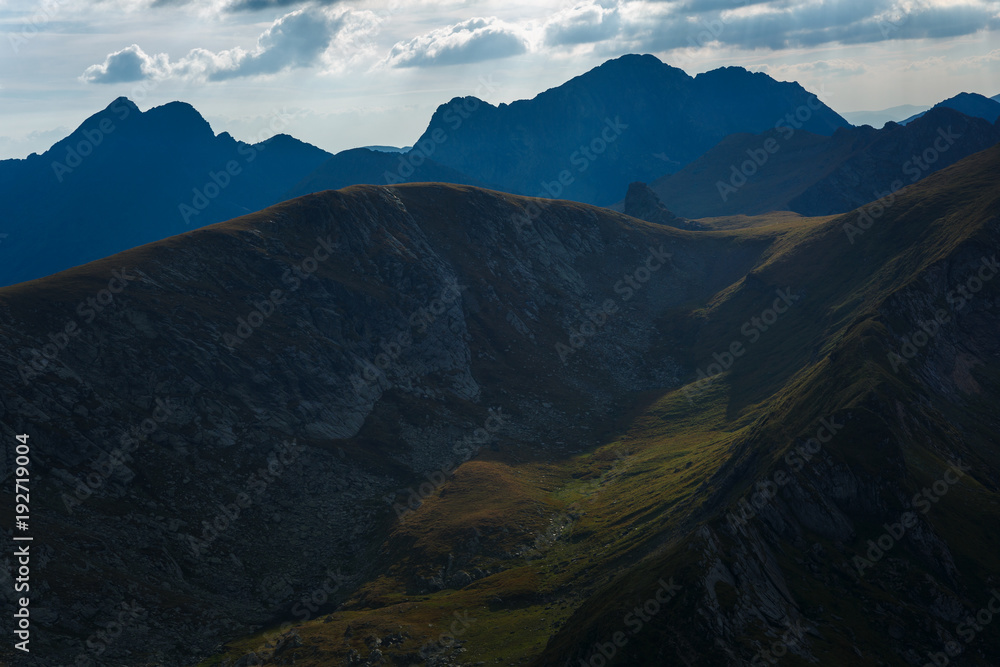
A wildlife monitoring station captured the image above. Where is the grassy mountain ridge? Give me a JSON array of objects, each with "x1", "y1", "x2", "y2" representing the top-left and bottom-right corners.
[
  {"x1": 194, "y1": 148, "x2": 1000, "y2": 665},
  {"x1": 2, "y1": 146, "x2": 999, "y2": 666},
  {"x1": 0, "y1": 181, "x2": 784, "y2": 666}
]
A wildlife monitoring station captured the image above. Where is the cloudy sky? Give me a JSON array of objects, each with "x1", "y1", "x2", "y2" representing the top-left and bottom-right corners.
[{"x1": 1, "y1": 0, "x2": 998, "y2": 159}]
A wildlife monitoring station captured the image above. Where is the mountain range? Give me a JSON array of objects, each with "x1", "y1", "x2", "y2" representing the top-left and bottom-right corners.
[
  {"x1": 5, "y1": 55, "x2": 998, "y2": 291},
  {"x1": 0, "y1": 54, "x2": 850, "y2": 287},
  {"x1": 840, "y1": 104, "x2": 930, "y2": 128},
  {"x1": 407, "y1": 54, "x2": 849, "y2": 206},
  {"x1": 3, "y1": 118, "x2": 1000, "y2": 666}
]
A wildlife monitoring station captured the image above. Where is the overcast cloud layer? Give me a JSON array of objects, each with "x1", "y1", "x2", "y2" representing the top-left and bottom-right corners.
[{"x1": 1, "y1": 0, "x2": 998, "y2": 158}]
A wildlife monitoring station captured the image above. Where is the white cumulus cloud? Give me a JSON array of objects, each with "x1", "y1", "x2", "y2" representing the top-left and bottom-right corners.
[
  {"x1": 80, "y1": 6, "x2": 378, "y2": 83},
  {"x1": 383, "y1": 16, "x2": 528, "y2": 68},
  {"x1": 543, "y1": 1, "x2": 623, "y2": 46},
  {"x1": 81, "y1": 43, "x2": 169, "y2": 83}
]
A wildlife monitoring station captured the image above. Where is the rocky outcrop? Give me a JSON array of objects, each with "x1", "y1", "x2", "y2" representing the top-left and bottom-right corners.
[{"x1": 623, "y1": 181, "x2": 704, "y2": 230}]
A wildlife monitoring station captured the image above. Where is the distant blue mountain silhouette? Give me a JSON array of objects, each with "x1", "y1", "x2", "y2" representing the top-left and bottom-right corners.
[
  {"x1": 0, "y1": 98, "x2": 331, "y2": 286},
  {"x1": 901, "y1": 92, "x2": 1000, "y2": 125},
  {"x1": 404, "y1": 54, "x2": 849, "y2": 205},
  {"x1": 2, "y1": 54, "x2": 852, "y2": 285},
  {"x1": 283, "y1": 147, "x2": 486, "y2": 201}
]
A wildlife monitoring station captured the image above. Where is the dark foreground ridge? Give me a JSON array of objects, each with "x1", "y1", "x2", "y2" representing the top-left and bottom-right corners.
[{"x1": 1, "y1": 144, "x2": 999, "y2": 665}]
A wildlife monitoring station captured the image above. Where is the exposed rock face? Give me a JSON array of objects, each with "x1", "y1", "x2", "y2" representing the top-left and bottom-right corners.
[{"x1": 623, "y1": 181, "x2": 704, "y2": 230}]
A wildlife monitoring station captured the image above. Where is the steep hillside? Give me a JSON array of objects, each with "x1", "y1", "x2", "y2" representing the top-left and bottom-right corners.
[
  {"x1": 210, "y1": 146, "x2": 1000, "y2": 666},
  {"x1": 532, "y1": 140, "x2": 1000, "y2": 667}
]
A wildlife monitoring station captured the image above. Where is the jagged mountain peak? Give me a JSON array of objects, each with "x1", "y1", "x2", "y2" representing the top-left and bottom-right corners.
[
  {"x1": 414, "y1": 55, "x2": 848, "y2": 205},
  {"x1": 0, "y1": 98, "x2": 332, "y2": 286},
  {"x1": 105, "y1": 95, "x2": 140, "y2": 115}
]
